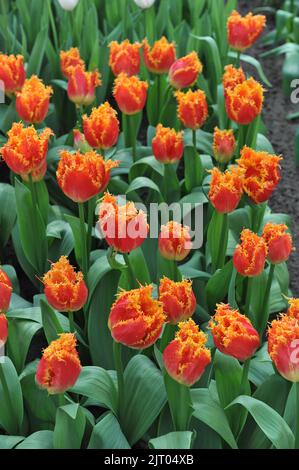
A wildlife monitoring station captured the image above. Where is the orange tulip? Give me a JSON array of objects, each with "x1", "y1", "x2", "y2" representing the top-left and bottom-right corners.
[
  {"x1": 16, "y1": 76, "x2": 53, "y2": 124},
  {"x1": 225, "y1": 77, "x2": 264, "y2": 125},
  {"x1": 60, "y1": 47, "x2": 85, "y2": 79},
  {"x1": 169, "y1": 52, "x2": 203, "y2": 89},
  {"x1": 0, "y1": 53, "x2": 25, "y2": 95},
  {"x1": 175, "y1": 89, "x2": 208, "y2": 130},
  {"x1": 82, "y1": 102, "x2": 119, "y2": 150},
  {"x1": 223, "y1": 64, "x2": 246, "y2": 96},
  {"x1": 0, "y1": 122, "x2": 53, "y2": 181},
  {"x1": 43, "y1": 256, "x2": 88, "y2": 312},
  {"x1": 143, "y1": 37, "x2": 176, "y2": 74},
  {"x1": 108, "y1": 285, "x2": 166, "y2": 349},
  {"x1": 212, "y1": 127, "x2": 236, "y2": 163},
  {"x1": 113, "y1": 73, "x2": 148, "y2": 115},
  {"x1": 209, "y1": 166, "x2": 244, "y2": 214},
  {"x1": 158, "y1": 221, "x2": 192, "y2": 261},
  {"x1": 0, "y1": 314, "x2": 8, "y2": 348},
  {"x1": 163, "y1": 319, "x2": 211, "y2": 386},
  {"x1": 287, "y1": 298, "x2": 299, "y2": 320},
  {"x1": 268, "y1": 314, "x2": 299, "y2": 383},
  {"x1": 109, "y1": 40, "x2": 141, "y2": 76},
  {"x1": 159, "y1": 277, "x2": 196, "y2": 324},
  {"x1": 262, "y1": 223, "x2": 293, "y2": 265},
  {"x1": 36, "y1": 333, "x2": 81, "y2": 394},
  {"x1": 57, "y1": 150, "x2": 118, "y2": 203},
  {"x1": 227, "y1": 10, "x2": 266, "y2": 52},
  {"x1": 210, "y1": 303, "x2": 260, "y2": 361},
  {"x1": 0, "y1": 269, "x2": 12, "y2": 312},
  {"x1": 152, "y1": 124, "x2": 184, "y2": 163},
  {"x1": 237, "y1": 146, "x2": 282, "y2": 204},
  {"x1": 99, "y1": 192, "x2": 149, "y2": 253},
  {"x1": 233, "y1": 229, "x2": 267, "y2": 277},
  {"x1": 67, "y1": 65, "x2": 101, "y2": 106}
]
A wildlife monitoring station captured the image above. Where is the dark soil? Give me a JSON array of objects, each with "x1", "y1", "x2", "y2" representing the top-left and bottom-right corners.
[{"x1": 240, "y1": 0, "x2": 299, "y2": 296}]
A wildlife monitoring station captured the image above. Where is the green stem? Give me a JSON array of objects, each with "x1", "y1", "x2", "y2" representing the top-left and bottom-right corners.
[
  {"x1": 164, "y1": 373, "x2": 192, "y2": 432},
  {"x1": 235, "y1": 51, "x2": 241, "y2": 68},
  {"x1": 129, "y1": 115, "x2": 137, "y2": 163},
  {"x1": 158, "y1": 85, "x2": 172, "y2": 123},
  {"x1": 113, "y1": 341, "x2": 125, "y2": 417},
  {"x1": 192, "y1": 129, "x2": 197, "y2": 151},
  {"x1": 123, "y1": 253, "x2": 137, "y2": 289},
  {"x1": 122, "y1": 113, "x2": 129, "y2": 148},
  {"x1": 251, "y1": 203, "x2": 266, "y2": 233},
  {"x1": 216, "y1": 213, "x2": 228, "y2": 270},
  {"x1": 160, "y1": 323, "x2": 176, "y2": 352},
  {"x1": 87, "y1": 196, "x2": 96, "y2": 261},
  {"x1": 68, "y1": 311, "x2": 75, "y2": 333},
  {"x1": 28, "y1": 173, "x2": 38, "y2": 209},
  {"x1": 78, "y1": 203, "x2": 88, "y2": 279},
  {"x1": 0, "y1": 362, "x2": 19, "y2": 433},
  {"x1": 258, "y1": 264, "x2": 275, "y2": 336},
  {"x1": 296, "y1": 382, "x2": 299, "y2": 449},
  {"x1": 240, "y1": 359, "x2": 250, "y2": 395},
  {"x1": 244, "y1": 277, "x2": 253, "y2": 320},
  {"x1": 236, "y1": 125, "x2": 247, "y2": 158}
]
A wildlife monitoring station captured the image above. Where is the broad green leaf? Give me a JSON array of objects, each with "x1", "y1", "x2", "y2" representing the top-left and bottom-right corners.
[
  {"x1": 0, "y1": 357, "x2": 24, "y2": 435},
  {"x1": 88, "y1": 412, "x2": 130, "y2": 449},
  {"x1": 149, "y1": 431, "x2": 194, "y2": 449},
  {"x1": 53, "y1": 404, "x2": 86, "y2": 449},
  {"x1": 16, "y1": 431, "x2": 54, "y2": 449}
]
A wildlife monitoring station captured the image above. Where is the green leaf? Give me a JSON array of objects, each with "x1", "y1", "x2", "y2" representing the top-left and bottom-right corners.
[
  {"x1": 0, "y1": 357, "x2": 24, "y2": 435},
  {"x1": 126, "y1": 176, "x2": 164, "y2": 202},
  {"x1": 207, "y1": 211, "x2": 228, "y2": 271},
  {"x1": 149, "y1": 431, "x2": 194, "y2": 449},
  {"x1": 26, "y1": 26, "x2": 48, "y2": 76},
  {"x1": 6, "y1": 319, "x2": 41, "y2": 374},
  {"x1": 0, "y1": 435, "x2": 25, "y2": 449},
  {"x1": 16, "y1": 431, "x2": 54, "y2": 449},
  {"x1": 88, "y1": 412, "x2": 130, "y2": 449},
  {"x1": 53, "y1": 404, "x2": 86, "y2": 449},
  {"x1": 206, "y1": 260, "x2": 233, "y2": 312},
  {"x1": 40, "y1": 299, "x2": 64, "y2": 344},
  {"x1": 228, "y1": 51, "x2": 272, "y2": 87},
  {"x1": 184, "y1": 146, "x2": 203, "y2": 192},
  {"x1": 0, "y1": 183, "x2": 16, "y2": 251}
]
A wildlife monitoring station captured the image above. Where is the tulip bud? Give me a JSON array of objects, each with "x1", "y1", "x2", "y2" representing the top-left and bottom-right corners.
[
  {"x1": 210, "y1": 304, "x2": 260, "y2": 361},
  {"x1": 60, "y1": 48, "x2": 84, "y2": 79},
  {"x1": 168, "y1": 52, "x2": 202, "y2": 89},
  {"x1": 109, "y1": 40, "x2": 141, "y2": 77},
  {"x1": 227, "y1": 10, "x2": 266, "y2": 52},
  {"x1": 0, "y1": 268, "x2": 12, "y2": 312},
  {"x1": 158, "y1": 221, "x2": 192, "y2": 262},
  {"x1": 163, "y1": 319, "x2": 211, "y2": 386},
  {"x1": 0, "y1": 314, "x2": 8, "y2": 348},
  {"x1": 58, "y1": 0, "x2": 79, "y2": 11},
  {"x1": 67, "y1": 66, "x2": 101, "y2": 107},
  {"x1": 225, "y1": 77, "x2": 264, "y2": 126},
  {"x1": 108, "y1": 285, "x2": 165, "y2": 349},
  {"x1": 143, "y1": 37, "x2": 176, "y2": 74},
  {"x1": 113, "y1": 73, "x2": 148, "y2": 115},
  {"x1": 16, "y1": 76, "x2": 53, "y2": 124},
  {"x1": 159, "y1": 277, "x2": 196, "y2": 324},
  {"x1": 233, "y1": 229, "x2": 267, "y2": 277},
  {"x1": 223, "y1": 64, "x2": 246, "y2": 97},
  {"x1": 209, "y1": 166, "x2": 244, "y2": 214},
  {"x1": 36, "y1": 333, "x2": 81, "y2": 394},
  {"x1": 43, "y1": 256, "x2": 88, "y2": 312},
  {"x1": 134, "y1": 0, "x2": 156, "y2": 9},
  {"x1": 83, "y1": 102, "x2": 120, "y2": 150},
  {"x1": 262, "y1": 223, "x2": 293, "y2": 265},
  {"x1": 0, "y1": 53, "x2": 25, "y2": 95},
  {"x1": 175, "y1": 89, "x2": 208, "y2": 130},
  {"x1": 212, "y1": 127, "x2": 236, "y2": 163},
  {"x1": 152, "y1": 124, "x2": 184, "y2": 164}
]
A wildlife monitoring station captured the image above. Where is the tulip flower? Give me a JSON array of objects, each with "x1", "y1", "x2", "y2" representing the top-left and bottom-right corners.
[
  {"x1": 223, "y1": 64, "x2": 246, "y2": 97},
  {"x1": 36, "y1": 333, "x2": 81, "y2": 394},
  {"x1": 73, "y1": 129, "x2": 91, "y2": 152},
  {"x1": 212, "y1": 127, "x2": 236, "y2": 163},
  {"x1": 163, "y1": 319, "x2": 211, "y2": 386},
  {"x1": 0, "y1": 122, "x2": 53, "y2": 181},
  {"x1": 262, "y1": 223, "x2": 293, "y2": 265},
  {"x1": 58, "y1": 0, "x2": 79, "y2": 11},
  {"x1": 109, "y1": 40, "x2": 141, "y2": 77},
  {"x1": 99, "y1": 192, "x2": 149, "y2": 254},
  {"x1": 158, "y1": 221, "x2": 192, "y2": 262},
  {"x1": 56, "y1": 150, "x2": 118, "y2": 203},
  {"x1": 209, "y1": 166, "x2": 244, "y2": 214},
  {"x1": 0, "y1": 53, "x2": 25, "y2": 95},
  {"x1": 268, "y1": 314, "x2": 299, "y2": 383},
  {"x1": 227, "y1": 10, "x2": 266, "y2": 52},
  {"x1": 287, "y1": 298, "x2": 299, "y2": 320},
  {"x1": 43, "y1": 256, "x2": 88, "y2": 312},
  {"x1": 233, "y1": 229, "x2": 267, "y2": 277},
  {"x1": 159, "y1": 277, "x2": 196, "y2": 324},
  {"x1": 82, "y1": 102, "x2": 120, "y2": 150},
  {"x1": 67, "y1": 65, "x2": 101, "y2": 107},
  {"x1": 0, "y1": 269, "x2": 12, "y2": 312},
  {"x1": 134, "y1": 0, "x2": 156, "y2": 8},
  {"x1": 143, "y1": 37, "x2": 176, "y2": 74},
  {"x1": 113, "y1": 73, "x2": 148, "y2": 115},
  {"x1": 175, "y1": 89, "x2": 208, "y2": 130},
  {"x1": 0, "y1": 314, "x2": 8, "y2": 348},
  {"x1": 109, "y1": 285, "x2": 165, "y2": 349},
  {"x1": 60, "y1": 47, "x2": 85, "y2": 79},
  {"x1": 169, "y1": 52, "x2": 203, "y2": 89},
  {"x1": 237, "y1": 146, "x2": 282, "y2": 204},
  {"x1": 16, "y1": 76, "x2": 53, "y2": 124},
  {"x1": 225, "y1": 77, "x2": 264, "y2": 126},
  {"x1": 152, "y1": 124, "x2": 184, "y2": 163},
  {"x1": 210, "y1": 304, "x2": 260, "y2": 361}
]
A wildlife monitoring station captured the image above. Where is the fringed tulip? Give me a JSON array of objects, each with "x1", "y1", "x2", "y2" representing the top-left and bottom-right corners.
[
  {"x1": 212, "y1": 127, "x2": 236, "y2": 163},
  {"x1": 16, "y1": 76, "x2": 53, "y2": 124},
  {"x1": 113, "y1": 73, "x2": 148, "y2": 115},
  {"x1": 152, "y1": 124, "x2": 184, "y2": 163},
  {"x1": 158, "y1": 221, "x2": 192, "y2": 261},
  {"x1": 0, "y1": 269, "x2": 12, "y2": 312},
  {"x1": 209, "y1": 166, "x2": 244, "y2": 214},
  {"x1": 233, "y1": 229, "x2": 267, "y2": 277},
  {"x1": 109, "y1": 40, "x2": 141, "y2": 77},
  {"x1": 227, "y1": 10, "x2": 266, "y2": 52},
  {"x1": 262, "y1": 223, "x2": 293, "y2": 265},
  {"x1": 0, "y1": 53, "x2": 25, "y2": 95},
  {"x1": 67, "y1": 65, "x2": 101, "y2": 106},
  {"x1": 159, "y1": 277, "x2": 196, "y2": 324},
  {"x1": 60, "y1": 47, "x2": 84, "y2": 79},
  {"x1": 175, "y1": 89, "x2": 208, "y2": 130},
  {"x1": 83, "y1": 102, "x2": 119, "y2": 150},
  {"x1": 287, "y1": 298, "x2": 299, "y2": 320},
  {"x1": 169, "y1": 52, "x2": 202, "y2": 89},
  {"x1": 223, "y1": 64, "x2": 246, "y2": 96},
  {"x1": 143, "y1": 37, "x2": 176, "y2": 74},
  {"x1": 225, "y1": 77, "x2": 264, "y2": 125}
]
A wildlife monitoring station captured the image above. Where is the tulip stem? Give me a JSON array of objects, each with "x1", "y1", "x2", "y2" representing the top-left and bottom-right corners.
[
  {"x1": 158, "y1": 85, "x2": 172, "y2": 123},
  {"x1": 87, "y1": 196, "x2": 96, "y2": 261},
  {"x1": 240, "y1": 359, "x2": 250, "y2": 395},
  {"x1": 68, "y1": 311, "x2": 75, "y2": 333},
  {"x1": 164, "y1": 373, "x2": 192, "y2": 432},
  {"x1": 123, "y1": 253, "x2": 138, "y2": 289},
  {"x1": 78, "y1": 203, "x2": 88, "y2": 280},
  {"x1": 258, "y1": 263, "x2": 275, "y2": 337},
  {"x1": 296, "y1": 382, "x2": 299, "y2": 449},
  {"x1": 160, "y1": 323, "x2": 176, "y2": 352},
  {"x1": 113, "y1": 341, "x2": 125, "y2": 417},
  {"x1": 192, "y1": 129, "x2": 197, "y2": 151},
  {"x1": 0, "y1": 362, "x2": 19, "y2": 433},
  {"x1": 244, "y1": 277, "x2": 253, "y2": 320}
]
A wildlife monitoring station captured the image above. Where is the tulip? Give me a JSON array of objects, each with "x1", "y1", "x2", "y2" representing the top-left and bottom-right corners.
[
  {"x1": 16, "y1": 76, "x2": 53, "y2": 124},
  {"x1": 262, "y1": 223, "x2": 293, "y2": 265},
  {"x1": 134, "y1": 0, "x2": 156, "y2": 8},
  {"x1": 108, "y1": 285, "x2": 166, "y2": 349},
  {"x1": 99, "y1": 192, "x2": 148, "y2": 254},
  {"x1": 233, "y1": 229, "x2": 267, "y2": 277},
  {"x1": 175, "y1": 89, "x2": 208, "y2": 130},
  {"x1": 225, "y1": 77, "x2": 264, "y2": 126},
  {"x1": 36, "y1": 333, "x2": 81, "y2": 394},
  {"x1": 0, "y1": 53, "x2": 25, "y2": 95},
  {"x1": 158, "y1": 221, "x2": 192, "y2": 262},
  {"x1": 43, "y1": 256, "x2": 88, "y2": 312},
  {"x1": 223, "y1": 64, "x2": 246, "y2": 97},
  {"x1": 67, "y1": 65, "x2": 101, "y2": 107},
  {"x1": 212, "y1": 127, "x2": 236, "y2": 163},
  {"x1": 152, "y1": 124, "x2": 184, "y2": 163},
  {"x1": 209, "y1": 166, "x2": 244, "y2": 214},
  {"x1": 169, "y1": 52, "x2": 203, "y2": 89},
  {"x1": 58, "y1": 0, "x2": 79, "y2": 11},
  {"x1": 56, "y1": 150, "x2": 118, "y2": 203},
  {"x1": 73, "y1": 129, "x2": 91, "y2": 152},
  {"x1": 159, "y1": 277, "x2": 196, "y2": 324},
  {"x1": 82, "y1": 102, "x2": 120, "y2": 150},
  {"x1": 0, "y1": 269, "x2": 12, "y2": 313},
  {"x1": 0, "y1": 122, "x2": 53, "y2": 181},
  {"x1": 237, "y1": 146, "x2": 282, "y2": 204},
  {"x1": 113, "y1": 73, "x2": 148, "y2": 115},
  {"x1": 143, "y1": 37, "x2": 176, "y2": 74},
  {"x1": 227, "y1": 10, "x2": 266, "y2": 52},
  {"x1": 60, "y1": 47, "x2": 85, "y2": 79},
  {"x1": 109, "y1": 40, "x2": 141, "y2": 77},
  {"x1": 287, "y1": 298, "x2": 299, "y2": 320},
  {"x1": 0, "y1": 314, "x2": 8, "y2": 348},
  {"x1": 163, "y1": 319, "x2": 211, "y2": 386},
  {"x1": 210, "y1": 304, "x2": 260, "y2": 361}
]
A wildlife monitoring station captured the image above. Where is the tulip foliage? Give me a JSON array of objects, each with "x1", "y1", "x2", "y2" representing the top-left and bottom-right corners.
[{"x1": 0, "y1": 0, "x2": 298, "y2": 451}]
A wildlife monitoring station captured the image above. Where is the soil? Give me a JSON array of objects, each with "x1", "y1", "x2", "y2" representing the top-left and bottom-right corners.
[{"x1": 240, "y1": 0, "x2": 299, "y2": 296}]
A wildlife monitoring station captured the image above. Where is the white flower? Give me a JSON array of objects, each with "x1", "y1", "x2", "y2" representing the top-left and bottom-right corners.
[
  {"x1": 58, "y1": 0, "x2": 79, "y2": 11},
  {"x1": 133, "y1": 0, "x2": 156, "y2": 9}
]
